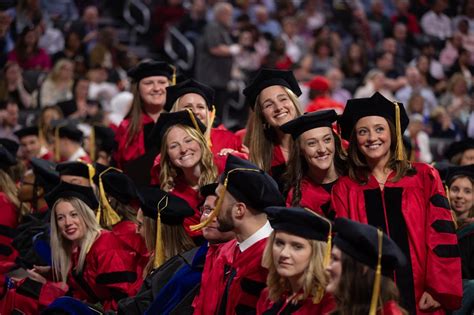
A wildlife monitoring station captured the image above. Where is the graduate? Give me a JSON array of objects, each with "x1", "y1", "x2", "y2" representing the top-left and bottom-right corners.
[
  {"x1": 14, "y1": 126, "x2": 53, "y2": 163},
  {"x1": 114, "y1": 60, "x2": 174, "y2": 185},
  {"x1": 149, "y1": 110, "x2": 218, "y2": 240},
  {"x1": 117, "y1": 186, "x2": 196, "y2": 314},
  {"x1": 242, "y1": 68, "x2": 303, "y2": 191},
  {"x1": 445, "y1": 165, "x2": 474, "y2": 314},
  {"x1": 2, "y1": 181, "x2": 143, "y2": 313},
  {"x1": 191, "y1": 154, "x2": 285, "y2": 315},
  {"x1": 256, "y1": 207, "x2": 335, "y2": 315},
  {"x1": 332, "y1": 92, "x2": 462, "y2": 314},
  {"x1": 52, "y1": 122, "x2": 92, "y2": 163},
  {"x1": 0, "y1": 144, "x2": 23, "y2": 272},
  {"x1": 90, "y1": 125, "x2": 117, "y2": 166},
  {"x1": 326, "y1": 218, "x2": 407, "y2": 314},
  {"x1": 150, "y1": 78, "x2": 245, "y2": 183},
  {"x1": 444, "y1": 138, "x2": 474, "y2": 166},
  {"x1": 144, "y1": 183, "x2": 235, "y2": 315},
  {"x1": 280, "y1": 110, "x2": 346, "y2": 218}
]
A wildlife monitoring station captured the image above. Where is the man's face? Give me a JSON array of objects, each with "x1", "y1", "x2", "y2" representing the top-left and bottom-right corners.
[{"x1": 216, "y1": 184, "x2": 236, "y2": 232}]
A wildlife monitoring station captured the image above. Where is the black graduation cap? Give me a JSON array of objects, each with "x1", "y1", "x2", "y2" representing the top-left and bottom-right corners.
[
  {"x1": 92, "y1": 162, "x2": 109, "y2": 185},
  {"x1": 30, "y1": 158, "x2": 60, "y2": 191},
  {"x1": 280, "y1": 109, "x2": 338, "y2": 139},
  {"x1": 138, "y1": 186, "x2": 194, "y2": 225},
  {"x1": 433, "y1": 161, "x2": 454, "y2": 183},
  {"x1": 0, "y1": 138, "x2": 19, "y2": 157},
  {"x1": 444, "y1": 138, "x2": 474, "y2": 161},
  {"x1": 14, "y1": 126, "x2": 39, "y2": 139},
  {"x1": 222, "y1": 154, "x2": 284, "y2": 210},
  {"x1": 148, "y1": 110, "x2": 207, "y2": 149},
  {"x1": 334, "y1": 218, "x2": 406, "y2": 273},
  {"x1": 56, "y1": 161, "x2": 92, "y2": 180},
  {"x1": 127, "y1": 60, "x2": 175, "y2": 83},
  {"x1": 0, "y1": 145, "x2": 16, "y2": 170},
  {"x1": 164, "y1": 79, "x2": 215, "y2": 112},
  {"x1": 92, "y1": 125, "x2": 117, "y2": 155},
  {"x1": 199, "y1": 183, "x2": 218, "y2": 198},
  {"x1": 51, "y1": 121, "x2": 83, "y2": 143},
  {"x1": 339, "y1": 92, "x2": 409, "y2": 141},
  {"x1": 243, "y1": 68, "x2": 302, "y2": 109},
  {"x1": 101, "y1": 172, "x2": 138, "y2": 205},
  {"x1": 264, "y1": 206, "x2": 331, "y2": 241},
  {"x1": 44, "y1": 181, "x2": 99, "y2": 210},
  {"x1": 446, "y1": 164, "x2": 474, "y2": 184}
]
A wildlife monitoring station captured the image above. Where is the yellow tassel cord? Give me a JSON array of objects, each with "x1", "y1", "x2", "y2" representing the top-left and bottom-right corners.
[
  {"x1": 171, "y1": 65, "x2": 176, "y2": 86},
  {"x1": 54, "y1": 126, "x2": 61, "y2": 162},
  {"x1": 89, "y1": 126, "x2": 96, "y2": 162},
  {"x1": 190, "y1": 168, "x2": 261, "y2": 231},
  {"x1": 369, "y1": 229, "x2": 383, "y2": 315},
  {"x1": 84, "y1": 162, "x2": 96, "y2": 188},
  {"x1": 95, "y1": 166, "x2": 122, "y2": 227},
  {"x1": 304, "y1": 208, "x2": 332, "y2": 304},
  {"x1": 394, "y1": 102, "x2": 405, "y2": 161},
  {"x1": 207, "y1": 105, "x2": 216, "y2": 149},
  {"x1": 153, "y1": 195, "x2": 168, "y2": 268}
]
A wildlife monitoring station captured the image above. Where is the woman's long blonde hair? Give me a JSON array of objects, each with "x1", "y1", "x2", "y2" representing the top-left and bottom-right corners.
[
  {"x1": 262, "y1": 231, "x2": 328, "y2": 302},
  {"x1": 170, "y1": 97, "x2": 213, "y2": 142},
  {"x1": 0, "y1": 169, "x2": 28, "y2": 220},
  {"x1": 244, "y1": 87, "x2": 302, "y2": 172},
  {"x1": 159, "y1": 125, "x2": 217, "y2": 191},
  {"x1": 142, "y1": 216, "x2": 195, "y2": 277},
  {"x1": 47, "y1": 59, "x2": 74, "y2": 84},
  {"x1": 50, "y1": 197, "x2": 101, "y2": 283}
]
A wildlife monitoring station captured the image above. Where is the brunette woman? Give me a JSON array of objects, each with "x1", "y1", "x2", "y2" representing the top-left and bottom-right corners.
[
  {"x1": 280, "y1": 110, "x2": 346, "y2": 218},
  {"x1": 243, "y1": 68, "x2": 303, "y2": 191},
  {"x1": 114, "y1": 60, "x2": 174, "y2": 185},
  {"x1": 326, "y1": 218, "x2": 407, "y2": 315},
  {"x1": 332, "y1": 92, "x2": 462, "y2": 314},
  {"x1": 256, "y1": 206, "x2": 335, "y2": 314}
]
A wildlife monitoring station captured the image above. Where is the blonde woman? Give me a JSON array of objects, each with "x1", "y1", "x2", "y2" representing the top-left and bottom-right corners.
[
  {"x1": 150, "y1": 78, "x2": 245, "y2": 183},
  {"x1": 39, "y1": 58, "x2": 74, "y2": 107},
  {"x1": 243, "y1": 68, "x2": 303, "y2": 190},
  {"x1": 0, "y1": 143, "x2": 26, "y2": 271},
  {"x1": 10, "y1": 181, "x2": 143, "y2": 312},
  {"x1": 150, "y1": 110, "x2": 217, "y2": 241},
  {"x1": 256, "y1": 206, "x2": 335, "y2": 314}
]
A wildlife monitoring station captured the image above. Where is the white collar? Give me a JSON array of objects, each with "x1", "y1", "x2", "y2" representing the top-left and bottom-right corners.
[
  {"x1": 237, "y1": 221, "x2": 273, "y2": 253},
  {"x1": 68, "y1": 147, "x2": 87, "y2": 162}
]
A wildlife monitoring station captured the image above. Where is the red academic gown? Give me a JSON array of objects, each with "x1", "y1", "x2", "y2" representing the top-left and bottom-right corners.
[
  {"x1": 331, "y1": 162, "x2": 462, "y2": 314},
  {"x1": 286, "y1": 176, "x2": 336, "y2": 219},
  {"x1": 195, "y1": 237, "x2": 269, "y2": 315},
  {"x1": 2, "y1": 231, "x2": 143, "y2": 313},
  {"x1": 256, "y1": 288, "x2": 335, "y2": 315},
  {"x1": 0, "y1": 193, "x2": 19, "y2": 273},
  {"x1": 169, "y1": 176, "x2": 204, "y2": 239},
  {"x1": 114, "y1": 113, "x2": 158, "y2": 185}
]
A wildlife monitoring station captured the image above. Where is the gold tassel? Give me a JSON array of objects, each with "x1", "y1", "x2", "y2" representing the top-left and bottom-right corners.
[
  {"x1": 89, "y1": 126, "x2": 96, "y2": 162},
  {"x1": 190, "y1": 168, "x2": 261, "y2": 231},
  {"x1": 171, "y1": 65, "x2": 176, "y2": 86},
  {"x1": 153, "y1": 195, "x2": 168, "y2": 268},
  {"x1": 186, "y1": 109, "x2": 201, "y2": 133},
  {"x1": 369, "y1": 229, "x2": 383, "y2": 315},
  {"x1": 394, "y1": 102, "x2": 405, "y2": 161},
  {"x1": 54, "y1": 126, "x2": 61, "y2": 162},
  {"x1": 95, "y1": 166, "x2": 122, "y2": 227},
  {"x1": 303, "y1": 208, "x2": 332, "y2": 304},
  {"x1": 207, "y1": 105, "x2": 216, "y2": 149}
]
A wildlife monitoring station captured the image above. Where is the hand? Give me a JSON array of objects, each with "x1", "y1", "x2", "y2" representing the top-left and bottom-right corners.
[
  {"x1": 26, "y1": 268, "x2": 47, "y2": 284},
  {"x1": 33, "y1": 265, "x2": 51, "y2": 275},
  {"x1": 419, "y1": 291, "x2": 441, "y2": 311},
  {"x1": 240, "y1": 144, "x2": 249, "y2": 154},
  {"x1": 217, "y1": 148, "x2": 236, "y2": 156},
  {"x1": 229, "y1": 44, "x2": 241, "y2": 56}
]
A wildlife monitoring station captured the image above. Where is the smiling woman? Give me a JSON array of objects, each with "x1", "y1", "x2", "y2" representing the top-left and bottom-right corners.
[
  {"x1": 333, "y1": 92, "x2": 463, "y2": 314},
  {"x1": 243, "y1": 69, "x2": 303, "y2": 191},
  {"x1": 149, "y1": 110, "x2": 217, "y2": 241}
]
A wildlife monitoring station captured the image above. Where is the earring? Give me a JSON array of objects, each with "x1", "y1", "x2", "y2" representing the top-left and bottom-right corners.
[{"x1": 263, "y1": 122, "x2": 270, "y2": 130}]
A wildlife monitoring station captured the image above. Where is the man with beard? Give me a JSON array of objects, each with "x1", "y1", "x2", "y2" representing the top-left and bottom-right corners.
[{"x1": 191, "y1": 154, "x2": 285, "y2": 315}]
